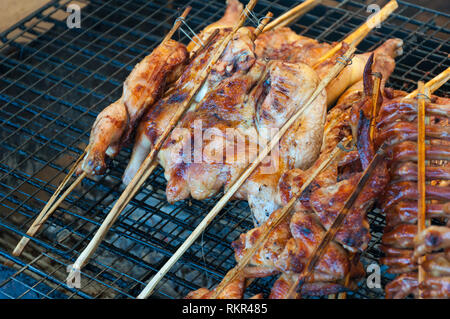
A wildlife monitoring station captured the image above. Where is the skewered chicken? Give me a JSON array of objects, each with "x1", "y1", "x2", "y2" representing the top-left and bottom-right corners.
[
  {"x1": 185, "y1": 275, "x2": 247, "y2": 299},
  {"x1": 376, "y1": 93, "x2": 450, "y2": 298},
  {"x1": 231, "y1": 207, "x2": 356, "y2": 297},
  {"x1": 243, "y1": 38, "x2": 402, "y2": 227},
  {"x1": 122, "y1": 26, "x2": 257, "y2": 185},
  {"x1": 124, "y1": 37, "x2": 402, "y2": 224},
  {"x1": 255, "y1": 28, "x2": 403, "y2": 105},
  {"x1": 157, "y1": 59, "x2": 327, "y2": 204},
  {"x1": 77, "y1": 39, "x2": 189, "y2": 176}
]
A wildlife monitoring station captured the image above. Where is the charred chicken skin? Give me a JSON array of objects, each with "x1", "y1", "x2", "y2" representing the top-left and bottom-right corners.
[
  {"x1": 122, "y1": 26, "x2": 256, "y2": 184},
  {"x1": 78, "y1": 40, "x2": 188, "y2": 176}
]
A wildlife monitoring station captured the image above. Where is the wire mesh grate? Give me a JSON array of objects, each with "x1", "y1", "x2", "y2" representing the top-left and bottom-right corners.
[{"x1": 0, "y1": 0, "x2": 448, "y2": 299}]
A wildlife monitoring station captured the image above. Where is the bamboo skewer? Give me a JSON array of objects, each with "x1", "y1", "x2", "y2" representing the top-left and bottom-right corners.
[
  {"x1": 67, "y1": 0, "x2": 260, "y2": 283},
  {"x1": 404, "y1": 67, "x2": 450, "y2": 99},
  {"x1": 263, "y1": 0, "x2": 322, "y2": 32},
  {"x1": 313, "y1": 0, "x2": 398, "y2": 68},
  {"x1": 162, "y1": 7, "x2": 192, "y2": 43},
  {"x1": 369, "y1": 72, "x2": 382, "y2": 141},
  {"x1": 253, "y1": 12, "x2": 273, "y2": 38},
  {"x1": 211, "y1": 136, "x2": 352, "y2": 298},
  {"x1": 11, "y1": 7, "x2": 193, "y2": 258},
  {"x1": 136, "y1": 46, "x2": 357, "y2": 299},
  {"x1": 12, "y1": 150, "x2": 86, "y2": 257},
  {"x1": 416, "y1": 81, "x2": 429, "y2": 299}
]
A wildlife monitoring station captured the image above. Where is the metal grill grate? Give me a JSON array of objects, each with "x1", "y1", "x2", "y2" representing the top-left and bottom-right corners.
[{"x1": 0, "y1": 0, "x2": 448, "y2": 299}]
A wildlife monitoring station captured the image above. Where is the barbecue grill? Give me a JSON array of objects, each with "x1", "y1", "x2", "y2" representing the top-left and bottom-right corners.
[{"x1": 0, "y1": 0, "x2": 448, "y2": 299}]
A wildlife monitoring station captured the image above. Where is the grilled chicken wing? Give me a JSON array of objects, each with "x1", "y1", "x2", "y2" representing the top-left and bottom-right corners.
[
  {"x1": 78, "y1": 40, "x2": 188, "y2": 176},
  {"x1": 139, "y1": 57, "x2": 327, "y2": 205},
  {"x1": 185, "y1": 275, "x2": 245, "y2": 299}
]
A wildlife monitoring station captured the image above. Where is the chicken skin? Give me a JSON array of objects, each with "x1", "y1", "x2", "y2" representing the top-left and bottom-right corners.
[{"x1": 78, "y1": 39, "x2": 188, "y2": 176}]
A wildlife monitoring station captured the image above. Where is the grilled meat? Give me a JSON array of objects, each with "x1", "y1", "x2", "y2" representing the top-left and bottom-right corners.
[{"x1": 78, "y1": 40, "x2": 188, "y2": 176}]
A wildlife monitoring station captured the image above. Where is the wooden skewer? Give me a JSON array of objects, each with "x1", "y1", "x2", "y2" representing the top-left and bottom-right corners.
[
  {"x1": 12, "y1": 150, "x2": 86, "y2": 257},
  {"x1": 313, "y1": 0, "x2": 398, "y2": 68},
  {"x1": 162, "y1": 7, "x2": 192, "y2": 43},
  {"x1": 263, "y1": 0, "x2": 322, "y2": 32},
  {"x1": 369, "y1": 72, "x2": 382, "y2": 141},
  {"x1": 136, "y1": 46, "x2": 356, "y2": 299},
  {"x1": 286, "y1": 142, "x2": 388, "y2": 298},
  {"x1": 404, "y1": 66, "x2": 450, "y2": 99},
  {"x1": 211, "y1": 136, "x2": 352, "y2": 298},
  {"x1": 337, "y1": 252, "x2": 361, "y2": 299},
  {"x1": 67, "y1": 0, "x2": 260, "y2": 283},
  {"x1": 253, "y1": 12, "x2": 273, "y2": 39},
  {"x1": 417, "y1": 81, "x2": 429, "y2": 299}
]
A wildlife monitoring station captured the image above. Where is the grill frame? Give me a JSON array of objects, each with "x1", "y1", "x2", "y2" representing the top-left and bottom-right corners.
[{"x1": 0, "y1": 0, "x2": 448, "y2": 299}]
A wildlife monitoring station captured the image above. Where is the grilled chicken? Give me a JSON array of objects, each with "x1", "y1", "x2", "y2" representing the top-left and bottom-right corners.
[
  {"x1": 245, "y1": 39, "x2": 401, "y2": 227},
  {"x1": 122, "y1": 26, "x2": 256, "y2": 184},
  {"x1": 256, "y1": 28, "x2": 403, "y2": 105},
  {"x1": 158, "y1": 59, "x2": 327, "y2": 204},
  {"x1": 269, "y1": 272, "x2": 349, "y2": 298},
  {"x1": 230, "y1": 207, "x2": 353, "y2": 297},
  {"x1": 185, "y1": 275, "x2": 246, "y2": 299},
  {"x1": 385, "y1": 272, "x2": 450, "y2": 299},
  {"x1": 123, "y1": 2, "x2": 403, "y2": 221},
  {"x1": 77, "y1": 39, "x2": 188, "y2": 176}
]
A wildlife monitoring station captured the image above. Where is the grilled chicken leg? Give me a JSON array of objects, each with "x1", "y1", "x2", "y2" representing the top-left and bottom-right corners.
[{"x1": 78, "y1": 40, "x2": 188, "y2": 176}]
